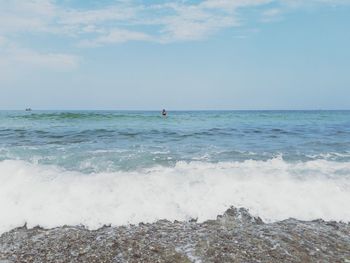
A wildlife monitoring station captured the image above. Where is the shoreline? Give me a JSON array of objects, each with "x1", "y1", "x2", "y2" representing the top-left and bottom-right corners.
[{"x1": 1, "y1": 207, "x2": 349, "y2": 263}]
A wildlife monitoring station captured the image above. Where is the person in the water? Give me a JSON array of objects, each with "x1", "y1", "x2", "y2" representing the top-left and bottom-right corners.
[{"x1": 162, "y1": 109, "x2": 167, "y2": 116}]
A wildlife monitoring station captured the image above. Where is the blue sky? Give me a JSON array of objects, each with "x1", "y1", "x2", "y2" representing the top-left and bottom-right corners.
[{"x1": 0, "y1": 0, "x2": 350, "y2": 110}]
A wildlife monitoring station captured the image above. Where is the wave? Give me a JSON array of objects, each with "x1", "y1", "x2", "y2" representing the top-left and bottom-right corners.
[
  {"x1": 10, "y1": 112, "x2": 163, "y2": 121},
  {"x1": 0, "y1": 158, "x2": 349, "y2": 234}
]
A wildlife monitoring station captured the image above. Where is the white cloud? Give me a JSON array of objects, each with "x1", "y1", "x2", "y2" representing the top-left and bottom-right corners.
[
  {"x1": 59, "y1": 6, "x2": 135, "y2": 26},
  {"x1": 78, "y1": 29, "x2": 153, "y2": 47},
  {"x1": 0, "y1": 0, "x2": 271, "y2": 44},
  {"x1": 261, "y1": 8, "x2": 282, "y2": 22},
  {"x1": 0, "y1": 0, "x2": 57, "y2": 34},
  {"x1": 279, "y1": 0, "x2": 350, "y2": 9},
  {"x1": 12, "y1": 49, "x2": 79, "y2": 70},
  {"x1": 153, "y1": 1, "x2": 239, "y2": 42},
  {"x1": 201, "y1": 0, "x2": 273, "y2": 10},
  {"x1": 0, "y1": 0, "x2": 348, "y2": 52},
  {"x1": 0, "y1": 45, "x2": 79, "y2": 71}
]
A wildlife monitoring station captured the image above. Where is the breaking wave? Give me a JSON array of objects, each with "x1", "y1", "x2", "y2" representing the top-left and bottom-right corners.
[{"x1": 0, "y1": 157, "x2": 350, "y2": 234}]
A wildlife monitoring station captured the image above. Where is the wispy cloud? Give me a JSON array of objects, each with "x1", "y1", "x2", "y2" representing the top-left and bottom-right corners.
[
  {"x1": 0, "y1": 42, "x2": 79, "y2": 71},
  {"x1": 261, "y1": 8, "x2": 282, "y2": 22},
  {"x1": 0, "y1": 0, "x2": 348, "y2": 70},
  {"x1": 0, "y1": 0, "x2": 271, "y2": 45},
  {"x1": 10, "y1": 48, "x2": 79, "y2": 70},
  {"x1": 1, "y1": 0, "x2": 348, "y2": 45},
  {"x1": 154, "y1": 1, "x2": 240, "y2": 42},
  {"x1": 0, "y1": 0, "x2": 57, "y2": 34},
  {"x1": 78, "y1": 29, "x2": 153, "y2": 47}
]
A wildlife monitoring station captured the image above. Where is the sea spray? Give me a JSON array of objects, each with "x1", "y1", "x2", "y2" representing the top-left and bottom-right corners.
[{"x1": 1, "y1": 158, "x2": 349, "y2": 234}]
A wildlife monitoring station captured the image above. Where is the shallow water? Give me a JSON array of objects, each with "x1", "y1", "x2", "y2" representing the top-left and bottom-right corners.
[{"x1": 0, "y1": 110, "x2": 349, "y2": 233}]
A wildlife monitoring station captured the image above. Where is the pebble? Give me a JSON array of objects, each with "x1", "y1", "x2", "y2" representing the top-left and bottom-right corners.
[{"x1": 0, "y1": 207, "x2": 349, "y2": 263}]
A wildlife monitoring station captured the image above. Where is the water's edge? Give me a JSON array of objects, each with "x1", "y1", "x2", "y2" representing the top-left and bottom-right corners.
[{"x1": 1, "y1": 206, "x2": 349, "y2": 263}]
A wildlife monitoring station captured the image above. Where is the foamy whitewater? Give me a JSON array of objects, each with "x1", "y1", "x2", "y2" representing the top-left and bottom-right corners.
[{"x1": 0, "y1": 110, "x2": 350, "y2": 234}]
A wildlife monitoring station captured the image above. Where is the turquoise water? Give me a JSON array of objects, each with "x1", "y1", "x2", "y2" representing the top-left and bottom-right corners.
[
  {"x1": 1, "y1": 110, "x2": 350, "y2": 172},
  {"x1": 1, "y1": 110, "x2": 350, "y2": 232}
]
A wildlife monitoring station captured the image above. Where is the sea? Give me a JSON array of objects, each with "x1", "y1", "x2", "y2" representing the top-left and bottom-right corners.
[{"x1": 0, "y1": 110, "x2": 349, "y2": 233}]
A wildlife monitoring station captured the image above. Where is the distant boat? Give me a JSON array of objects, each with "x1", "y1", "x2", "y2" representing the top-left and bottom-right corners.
[{"x1": 25, "y1": 108, "x2": 32, "y2": 111}]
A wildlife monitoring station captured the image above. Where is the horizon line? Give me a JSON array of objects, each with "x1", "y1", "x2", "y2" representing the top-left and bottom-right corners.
[{"x1": 1, "y1": 109, "x2": 350, "y2": 112}]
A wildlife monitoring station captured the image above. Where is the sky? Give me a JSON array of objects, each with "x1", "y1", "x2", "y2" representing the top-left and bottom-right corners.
[{"x1": 0, "y1": 0, "x2": 350, "y2": 110}]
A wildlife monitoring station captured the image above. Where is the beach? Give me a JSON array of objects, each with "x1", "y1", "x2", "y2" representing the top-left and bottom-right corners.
[{"x1": 1, "y1": 207, "x2": 349, "y2": 262}]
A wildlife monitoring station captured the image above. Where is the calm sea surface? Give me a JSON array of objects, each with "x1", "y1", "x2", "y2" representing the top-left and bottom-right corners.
[{"x1": 1, "y1": 110, "x2": 349, "y2": 172}]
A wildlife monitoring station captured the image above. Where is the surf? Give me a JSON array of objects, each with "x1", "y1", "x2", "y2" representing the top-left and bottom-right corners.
[{"x1": 0, "y1": 157, "x2": 349, "y2": 234}]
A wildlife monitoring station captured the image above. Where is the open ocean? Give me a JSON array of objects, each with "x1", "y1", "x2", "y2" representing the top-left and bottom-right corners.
[{"x1": 0, "y1": 110, "x2": 349, "y2": 233}]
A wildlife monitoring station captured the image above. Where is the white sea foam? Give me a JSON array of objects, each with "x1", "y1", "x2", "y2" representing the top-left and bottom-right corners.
[{"x1": 0, "y1": 158, "x2": 350, "y2": 234}]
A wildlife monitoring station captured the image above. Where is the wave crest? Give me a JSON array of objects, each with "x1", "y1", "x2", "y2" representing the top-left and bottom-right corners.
[{"x1": 0, "y1": 158, "x2": 349, "y2": 234}]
